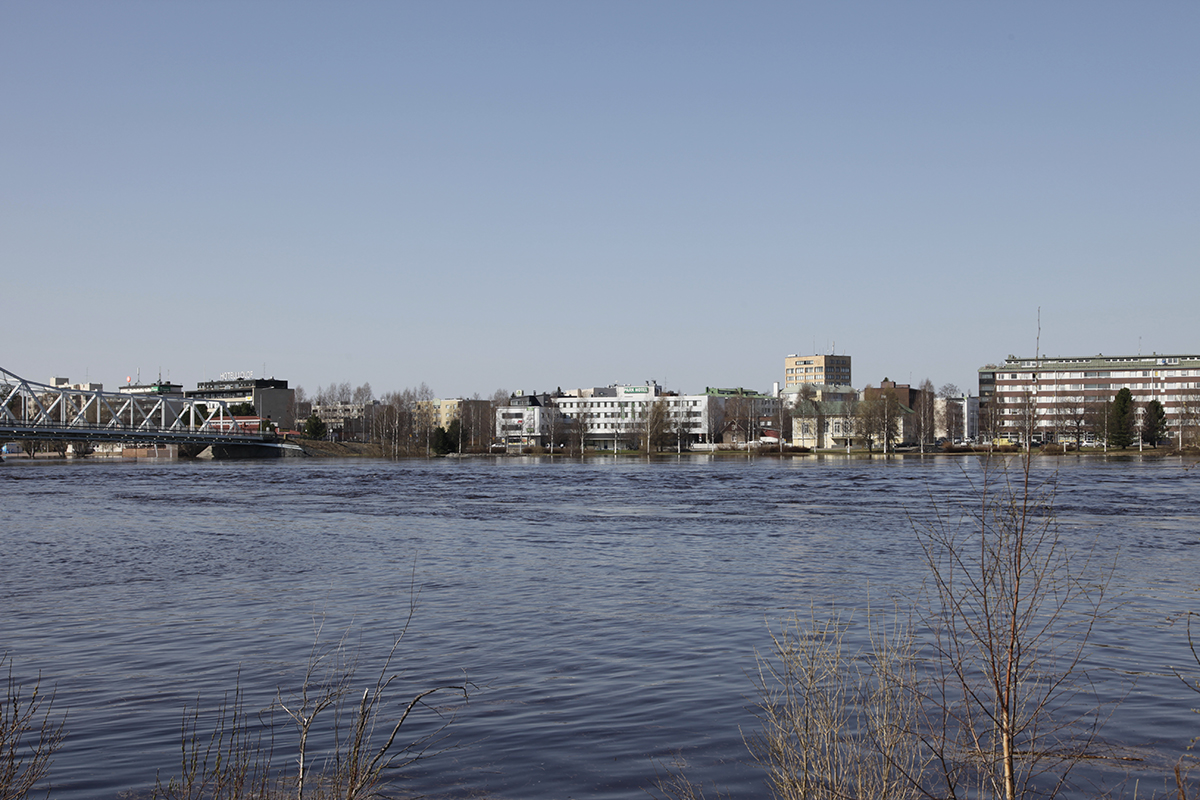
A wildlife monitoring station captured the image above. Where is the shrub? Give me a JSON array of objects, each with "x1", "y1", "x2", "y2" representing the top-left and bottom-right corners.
[{"x1": 1, "y1": 653, "x2": 65, "y2": 800}]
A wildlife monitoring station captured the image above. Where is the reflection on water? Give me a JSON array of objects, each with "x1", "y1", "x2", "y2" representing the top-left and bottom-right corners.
[{"x1": 1, "y1": 455, "x2": 1198, "y2": 798}]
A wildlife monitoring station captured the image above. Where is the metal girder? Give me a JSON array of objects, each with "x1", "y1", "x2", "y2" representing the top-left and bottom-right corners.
[{"x1": 0, "y1": 367, "x2": 272, "y2": 445}]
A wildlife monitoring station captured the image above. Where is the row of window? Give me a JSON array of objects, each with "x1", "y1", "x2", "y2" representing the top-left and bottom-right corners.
[{"x1": 1001, "y1": 369, "x2": 1199, "y2": 381}]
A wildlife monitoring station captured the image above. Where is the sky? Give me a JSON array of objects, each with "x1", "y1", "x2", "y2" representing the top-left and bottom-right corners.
[{"x1": 3, "y1": 2, "x2": 1197, "y2": 400}]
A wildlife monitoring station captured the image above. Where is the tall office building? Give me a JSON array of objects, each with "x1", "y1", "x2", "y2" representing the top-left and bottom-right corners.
[{"x1": 783, "y1": 353, "x2": 851, "y2": 390}]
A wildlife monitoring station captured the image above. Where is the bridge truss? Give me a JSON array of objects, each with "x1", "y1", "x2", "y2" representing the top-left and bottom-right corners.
[{"x1": 0, "y1": 368, "x2": 274, "y2": 446}]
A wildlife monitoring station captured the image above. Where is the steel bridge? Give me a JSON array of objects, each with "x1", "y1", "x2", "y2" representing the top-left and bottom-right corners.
[{"x1": 0, "y1": 368, "x2": 278, "y2": 446}]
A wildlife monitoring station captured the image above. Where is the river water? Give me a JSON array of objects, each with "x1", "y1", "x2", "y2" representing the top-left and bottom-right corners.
[{"x1": 2, "y1": 455, "x2": 1198, "y2": 798}]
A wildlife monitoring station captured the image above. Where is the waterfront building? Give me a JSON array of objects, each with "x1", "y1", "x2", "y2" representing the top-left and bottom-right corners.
[
  {"x1": 187, "y1": 376, "x2": 296, "y2": 429},
  {"x1": 415, "y1": 397, "x2": 492, "y2": 433},
  {"x1": 934, "y1": 394, "x2": 980, "y2": 442},
  {"x1": 495, "y1": 383, "x2": 777, "y2": 451},
  {"x1": 551, "y1": 383, "x2": 719, "y2": 450},
  {"x1": 791, "y1": 399, "x2": 858, "y2": 449},
  {"x1": 978, "y1": 353, "x2": 1200, "y2": 445},
  {"x1": 784, "y1": 383, "x2": 861, "y2": 450},
  {"x1": 495, "y1": 391, "x2": 568, "y2": 450},
  {"x1": 310, "y1": 400, "x2": 377, "y2": 441}
]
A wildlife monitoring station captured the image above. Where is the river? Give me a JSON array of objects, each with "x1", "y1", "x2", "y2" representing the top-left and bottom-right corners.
[{"x1": 2, "y1": 454, "x2": 1198, "y2": 798}]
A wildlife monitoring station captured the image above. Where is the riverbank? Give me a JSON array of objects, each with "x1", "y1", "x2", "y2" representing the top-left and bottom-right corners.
[{"x1": 288, "y1": 438, "x2": 383, "y2": 457}]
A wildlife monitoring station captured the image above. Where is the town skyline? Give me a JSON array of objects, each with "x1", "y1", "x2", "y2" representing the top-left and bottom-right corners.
[{"x1": 6, "y1": 4, "x2": 1196, "y2": 398}]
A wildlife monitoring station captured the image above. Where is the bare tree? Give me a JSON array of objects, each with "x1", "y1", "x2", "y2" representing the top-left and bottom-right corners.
[
  {"x1": 1, "y1": 654, "x2": 65, "y2": 800},
  {"x1": 412, "y1": 384, "x2": 435, "y2": 456},
  {"x1": 1061, "y1": 395, "x2": 1089, "y2": 449},
  {"x1": 1178, "y1": 387, "x2": 1200, "y2": 448},
  {"x1": 352, "y1": 383, "x2": 373, "y2": 404},
  {"x1": 937, "y1": 385, "x2": 965, "y2": 444},
  {"x1": 706, "y1": 398, "x2": 726, "y2": 448},
  {"x1": 792, "y1": 385, "x2": 825, "y2": 450},
  {"x1": 375, "y1": 390, "x2": 417, "y2": 458},
  {"x1": 857, "y1": 388, "x2": 900, "y2": 453},
  {"x1": 915, "y1": 455, "x2": 1112, "y2": 800},
  {"x1": 913, "y1": 379, "x2": 936, "y2": 453},
  {"x1": 641, "y1": 398, "x2": 672, "y2": 453}
]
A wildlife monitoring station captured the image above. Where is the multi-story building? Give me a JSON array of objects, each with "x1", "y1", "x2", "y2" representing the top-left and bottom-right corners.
[
  {"x1": 414, "y1": 397, "x2": 494, "y2": 451},
  {"x1": 979, "y1": 353, "x2": 1200, "y2": 445},
  {"x1": 935, "y1": 394, "x2": 979, "y2": 442},
  {"x1": 415, "y1": 397, "x2": 492, "y2": 432},
  {"x1": 188, "y1": 376, "x2": 296, "y2": 429},
  {"x1": 783, "y1": 353, "x2": 852, "y2": 391},
  {"x1": 495, "y1": 391, "x2": 567, "y2": 450},
  {"x1": 117, "y1": 380, "x2": 184, "y2": 397},
  {"x1": 784, "y1": 383, "x2": 860, "y2": 449},
  {"x1": 311, "y1": 400, "x2": 377, "y2": 441},
  {"x1": 552, "y1": 383, "x2": 723, "y2": 450},
  {"x1": 496, "y1": 383, "x2": 777, "y2": 451}
]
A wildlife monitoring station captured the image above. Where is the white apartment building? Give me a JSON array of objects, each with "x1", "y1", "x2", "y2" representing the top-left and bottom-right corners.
[
  {"x1": 495, "y1": 383, "x2": 773, "y2": 451},
  {"x1": 552, "y1": 383, "x2": 718, "y2": 450},
  {"x1": 934, "y1": 395, "x2": 980, "y2": 442}
]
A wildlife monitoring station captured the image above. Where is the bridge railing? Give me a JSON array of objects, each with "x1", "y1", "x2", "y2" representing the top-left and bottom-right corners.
[{"x1": 0, "y1": 368, "x2": 264, "y2": 439}]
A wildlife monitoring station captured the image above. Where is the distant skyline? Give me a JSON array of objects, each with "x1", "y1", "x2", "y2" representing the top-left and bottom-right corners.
[{"x1": 4, "y1": 3, "x2": 1197, "y2": 399}]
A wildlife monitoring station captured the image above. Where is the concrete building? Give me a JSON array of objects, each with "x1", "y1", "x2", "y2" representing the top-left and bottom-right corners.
[
  {"x1": 979, "y1": 353, "x2": 1200, "y2": 445},
  {"x1": 935, "y1": 395, "x2": 979, "y2": 442},
  {"x1": 495, "y1": 391, "x2": 568, "y2": 450},
  {"x1": 783, "y1": 353, "x2": 852, "y2": 391},
  {"x1": 551, "y1": 383, "x2": 723, "y2": 450},
  {"x1": 700, "y1": 387, "x2": 781, "y2": 446},
  {"x1": 311, "y1": 400, "x2": 377, "y2": 441},
  {"x1": 187, "y1": 377, "x2": 296, "y2": 429},
  {"x1": 791, "y1": 400, "x2": 859, "y2": 449},
  {"x1": 51, "y1": 377, "x2": 104, "y2": 393},
  {"x1": 414, "y1": 397, "x2": 494, "y2": 451},
  {"x1": 416, "y1": 397, "x2": 492, "y2": 432},
  {"x1": 495, "y1": 383, "x2": 769, "y2": 451},
  {"x1": 117, "y1": 380, "x2": 184, "y2": 397}
]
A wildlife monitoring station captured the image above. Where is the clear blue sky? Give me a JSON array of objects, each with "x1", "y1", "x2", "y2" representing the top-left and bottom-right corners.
[{"x1": 4, "y1": 2, "x2": 1197, "y2": 399}]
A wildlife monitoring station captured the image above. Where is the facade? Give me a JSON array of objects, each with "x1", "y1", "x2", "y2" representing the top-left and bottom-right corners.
[
  {"x1": 783, "y1": 353, "x2": 852, "y2": 391},
  {"x1": 51, "y1": 377, "x2": 104, "y2": 393},
  {"x1": 117, "y1": 380, "x2": 184, "y2": 397},
  {"x1": 934, "y1": 395, "x2": 980, "y2": 442},
  {"x1": 495, "y1": 392, "x2": 567, "y2": 450},
  {"x1": 311, "y1": 400, "x2": 377, "y2": 441},
  {"x1": 979, "y1": 353, "x2": 1200, "y2": 445},
  {"x1": 780, "y1": 383, "x2": 857, "y2": 407},
  {"x1": 786, "y1": 384, "x2": 860, "y2": 449},
  {"x1": 188, "y1": 377, "x2": 296, "y2": 429},
  {"x1": 791, "y1": 400, "x2": 858, "y2": 449},
  {"x1": 552, "y1": 383, "x2": 720, "y2": 450},
  {"x1": 701, "y1": 387, "x2": 781, "y2": 445},
  {"x1": 416, "y1": 398, "x2": 492, "y2": 432},
  {"x1": 495, "y1": 383, "x2": 765, "y2": 451}
]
